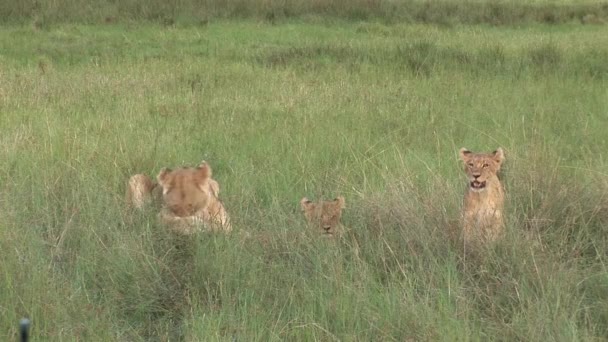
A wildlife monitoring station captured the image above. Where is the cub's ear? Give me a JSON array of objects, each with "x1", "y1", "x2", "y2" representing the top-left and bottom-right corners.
[
  {"x1": 334, "y1": 196, "x2": 346, "y2": 209},
  {"x1": 493, "y1": 148, "x2": 505, "y2": 164},
  {"x1": 195, "y1": 162, "x2": 212, "y2": 180},
  {"x1": 459, "y1": 148, "x2": 472, "y2": 161},
  {"x1": 300, "y1": 197, "x2": 314, "y2": 211},
  {"x1": 157, "y1": 168, "x2": 172, "y2": 186}
]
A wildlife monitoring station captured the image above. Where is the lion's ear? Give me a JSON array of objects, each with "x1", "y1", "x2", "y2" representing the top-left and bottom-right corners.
[
  {"x1": 300, "y1": 197, "x2": 314, "y2": 211},
  {"x1": 334, "y1": 196, "x2": 346, "y2": 210},
  {"x1": 195, "y1": 162, "x2": 212, "y2": 180},
  {"x1": 493, "y1": 148, "x2": 505, "y2": 164},
  {"x1": 459, "y1": 148, "x2": 472, "y2": 161},
  {"x1": 157, "y1": 168, "x2": 172, "y2": 187}
]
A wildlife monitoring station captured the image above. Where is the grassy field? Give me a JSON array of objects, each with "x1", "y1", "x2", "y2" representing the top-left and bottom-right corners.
[
  {"x1": 1, "y1": 14, "x2": 608, "y2": 341},
  {"x1": 2, "y1": 0, "x2": 608, "y2": 26}
]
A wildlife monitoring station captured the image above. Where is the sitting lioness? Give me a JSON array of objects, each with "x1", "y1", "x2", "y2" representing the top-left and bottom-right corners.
[
  {"x1": 300, "y1": 196, "x2": 346, "y2": 236},
  {"x1": 126, "y1": 162, "x2": 231, "y2": 234},
  {"x1": 459, "y1": 148, "x2": 505, "y2": 244}
]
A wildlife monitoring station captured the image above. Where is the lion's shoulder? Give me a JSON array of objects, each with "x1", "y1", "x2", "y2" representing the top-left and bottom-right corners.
[{"x1": 126, "y1": 174, "x2": 160, "y2": 209}]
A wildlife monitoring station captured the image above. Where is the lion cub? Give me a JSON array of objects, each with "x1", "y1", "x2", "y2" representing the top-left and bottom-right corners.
[
  {"x1": 126, "y1": 162, "x2": 231, "y2": 234},
  {"x1": 300, "y1": 196, "x2": 346, "y2": 236},
  {"x1": 459, "y1": 148, "x2": 505, "y2": 244}
]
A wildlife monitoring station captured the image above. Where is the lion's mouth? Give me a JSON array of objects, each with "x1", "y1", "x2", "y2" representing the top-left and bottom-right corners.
[
  {"x1": 322, "y1": 228, "x2": 334, "y2": 236},
  {"x1": 470, "y1": 180, "x2": 486, "y2": 190}
]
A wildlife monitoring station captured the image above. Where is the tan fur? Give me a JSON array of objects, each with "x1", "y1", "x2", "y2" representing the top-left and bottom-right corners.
[
  {"x1": 126, "y1": 174, "x2": 160, "y2": 209},
  {"x1": 459, "y1": 148, "x2": 505, "y2": 244},
  {"x1": 126, "y1": 162, "x2": 231, "y2": 234},
  {"x1": 300, "y1": 196, "x2": 346, "y2": 237},
  {"x1": 202, "y1": 179, "x2": 231, "y2": 231}
]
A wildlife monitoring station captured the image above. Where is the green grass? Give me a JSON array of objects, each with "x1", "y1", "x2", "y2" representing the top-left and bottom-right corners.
[
  {"x1": 1, "y1": 20, "x2": 608, "y2": 340},
  {"x1": 1, "y1": 0, "x2": 608, "y2": 26}
]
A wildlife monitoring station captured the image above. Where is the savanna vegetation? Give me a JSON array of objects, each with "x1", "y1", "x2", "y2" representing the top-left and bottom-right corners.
[{"x1": 1, "y1": 0, "x2": 607, "y2": 340}]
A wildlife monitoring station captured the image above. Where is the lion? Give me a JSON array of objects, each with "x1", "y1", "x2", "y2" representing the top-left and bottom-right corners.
[
  {"x1": 300, "y1": 196, "x2": 346, "y2": 236},
  {"x1": 126, "y1": 162, "x2": 231, "y2": 234},
  {"x1": 459, "y1": 147, "x2": 505, "y2": 244}
]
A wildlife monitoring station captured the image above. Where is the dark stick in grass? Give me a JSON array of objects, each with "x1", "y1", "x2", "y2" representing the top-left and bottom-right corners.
[{"x1": 20, "y1": 318, "x2": 30, "y2": 342}]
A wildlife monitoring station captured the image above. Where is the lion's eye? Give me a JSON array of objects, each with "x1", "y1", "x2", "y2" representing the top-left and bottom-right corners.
[
  {"x1": 483, "y1": 163, "x2": 489, "y2": 168},
  {"x1": 467, "y1": 163, "x2": 474, "y2": 167}
]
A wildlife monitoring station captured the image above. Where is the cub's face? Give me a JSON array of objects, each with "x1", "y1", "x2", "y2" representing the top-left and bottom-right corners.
[
  {"x1": 157, "y1": 163, "x2": 212, "y2": 217},
  {"x1": 459, "y1": 148, "x2": 504, "y2": 192},
  {"x1": 300, "y1": 196, "x2": 346, "y2": 236}
]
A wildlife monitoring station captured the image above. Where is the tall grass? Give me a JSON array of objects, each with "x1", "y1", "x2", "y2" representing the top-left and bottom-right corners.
[
  {"x1": 0, "y1": 0, "x2": 607, "y2": 26},
  {"x1": 1, "y1": 21, "x2": 607, "y2": 340}
]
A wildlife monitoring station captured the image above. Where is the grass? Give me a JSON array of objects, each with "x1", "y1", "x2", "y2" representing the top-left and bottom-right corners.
[
  {"x1": 0, "y1": 18, "x2": 607, "y2": 340},
  {"x1": 1, "y1": 0, "x2": 608, "y2": 26}
]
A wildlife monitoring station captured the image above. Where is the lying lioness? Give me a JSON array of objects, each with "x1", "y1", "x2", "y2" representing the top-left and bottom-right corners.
[{"x1": 126, "y1": 161, "x2": 231, "y2": 234}]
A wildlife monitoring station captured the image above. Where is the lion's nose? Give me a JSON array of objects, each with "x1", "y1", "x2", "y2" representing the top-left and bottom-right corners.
[
  {"x1": 323, "y1": 226, "x2": 331, "y2": 231},
  {"x1": 473, "y1": 173, "x2": 481, "y2": 179}
]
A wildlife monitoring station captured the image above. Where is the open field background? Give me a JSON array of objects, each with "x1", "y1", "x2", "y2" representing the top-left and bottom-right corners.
[
  {"x1": 1, "y1": 0, "x2": 608, "y2": 26},
  {"x1": 1, "y1": 2, "x2": 608, "y2": 340}
]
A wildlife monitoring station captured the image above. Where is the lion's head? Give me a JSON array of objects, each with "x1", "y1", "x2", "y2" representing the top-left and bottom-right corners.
[
  {"x1": 157, "y1": 162, "x2": 214, "y2": 217},
  {"x1": 300, "y1": 196, "x2": 346, "y2": 236},
  {"x1": 459, "y1": 148, "x2": 504, "y2": 192}
]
